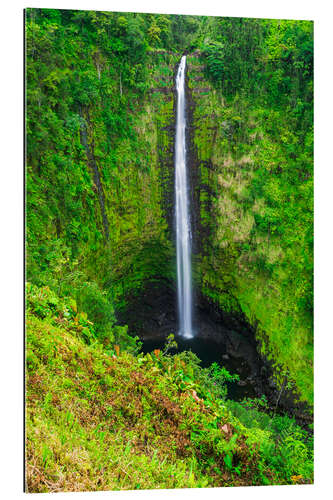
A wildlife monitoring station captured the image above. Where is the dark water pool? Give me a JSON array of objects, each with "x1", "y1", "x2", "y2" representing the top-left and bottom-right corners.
[{"x1": 141, "y1": 336, "x2": 256, "y2": 400}]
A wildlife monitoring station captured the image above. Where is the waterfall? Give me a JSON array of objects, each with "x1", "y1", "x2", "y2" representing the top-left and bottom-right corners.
[{"x1": 175, "y1": 55, "x2": 193, "y2": 339}]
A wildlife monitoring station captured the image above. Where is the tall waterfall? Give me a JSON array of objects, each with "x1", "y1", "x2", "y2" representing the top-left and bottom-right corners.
[{"x1": 175, "y1": 55, "x2": 193, "y2": 339}]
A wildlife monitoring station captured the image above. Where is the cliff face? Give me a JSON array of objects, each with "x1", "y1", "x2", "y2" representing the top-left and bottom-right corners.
[
  {"x1": 92, "y1": 51, "x2": 179, "y2": 306},
  {"x1": 26, "y1": 46, "x2": 178, "y2": 307},
  {"x1": 186, "y1": 53, "x2": 313, "y2": 405}
]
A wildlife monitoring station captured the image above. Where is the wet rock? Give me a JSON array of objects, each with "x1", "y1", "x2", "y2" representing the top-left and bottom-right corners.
[
  {"x1": 226, "y1": 330, "x2": 242, "y2": 351},
  {"x1": 157, "y1": 312, "x2": 166, "y2": 326},
  {"x1": 260, "y1": 366, "x2": 267, "y2": 376}
]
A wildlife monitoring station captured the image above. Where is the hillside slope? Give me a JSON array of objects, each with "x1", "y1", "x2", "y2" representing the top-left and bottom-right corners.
[{"x1": 26, "y1": 285, "x2": 313, "y2": 492}]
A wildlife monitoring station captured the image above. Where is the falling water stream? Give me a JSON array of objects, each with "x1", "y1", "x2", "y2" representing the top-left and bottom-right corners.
[{"x1": 175, "y1": 55, "x2": 193, "y2": 339}]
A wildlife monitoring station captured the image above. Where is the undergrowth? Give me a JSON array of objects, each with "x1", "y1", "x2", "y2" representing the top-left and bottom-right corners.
[{"x1": 25, "y1": 284, "x2": 313, "y2": 492}]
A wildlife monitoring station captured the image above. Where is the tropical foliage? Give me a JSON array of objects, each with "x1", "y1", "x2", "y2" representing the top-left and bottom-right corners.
[{"x1": 26, "y1": 285, "x2": 313, "y2": 491}]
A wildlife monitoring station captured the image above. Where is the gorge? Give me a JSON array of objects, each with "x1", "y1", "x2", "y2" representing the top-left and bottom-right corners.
[
  {"x1": 137, "y1": 54, "x2": 270, "y2": 404},
  {"x1": 25, "y1": 9, "x2": 314, "y2": 492}
]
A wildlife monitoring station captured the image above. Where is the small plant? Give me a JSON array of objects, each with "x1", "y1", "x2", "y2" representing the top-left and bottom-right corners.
[{"x1": 162, "y1": 333, "x2": 178, "y2": 355}]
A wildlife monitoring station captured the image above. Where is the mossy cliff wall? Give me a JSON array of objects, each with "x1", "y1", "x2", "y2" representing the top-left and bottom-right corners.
[
  {"x1": 94, "y1": 51, "x2": 179, "y2": 307},
  {"x1": 27, "y1": 47, "x2": 179, "y2": 309},
  {"x1": 187, "y1": 54, "x2": 313, "y2": 404}
]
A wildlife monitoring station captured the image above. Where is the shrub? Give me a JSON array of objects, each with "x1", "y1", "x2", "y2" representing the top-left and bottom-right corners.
[{"x1": 75, "y1": 282, "x2": 116, "y2": 342}]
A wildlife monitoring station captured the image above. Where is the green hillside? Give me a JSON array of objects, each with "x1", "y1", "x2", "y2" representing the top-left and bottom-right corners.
[{"x1": 26, "y1": 284, "x2": 313, "y2": 491}]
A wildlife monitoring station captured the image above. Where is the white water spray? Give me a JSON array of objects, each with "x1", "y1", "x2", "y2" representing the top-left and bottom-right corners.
[{"x1": 175, "y1": 55, "x2": 193, "y2": 339}]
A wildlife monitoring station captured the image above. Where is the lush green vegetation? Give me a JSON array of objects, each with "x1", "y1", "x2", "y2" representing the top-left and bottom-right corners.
[
  {"x1": 26, "y1": 285, "x2": 313, "y2": 492},
  {"x1": 187, "y1": 18, "x2": 313, "y2": 404},
  {"x1": 26, "y1": 8, "x2": 181, "y2": 310},
  {"x1": 25, "y1": 8, "x2": 313, "y2": 492}
]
